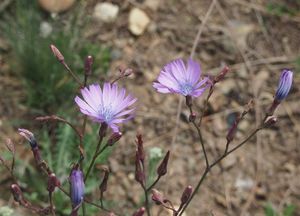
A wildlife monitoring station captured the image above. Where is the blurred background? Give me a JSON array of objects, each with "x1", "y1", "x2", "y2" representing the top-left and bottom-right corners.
[{"x1": 0, "y1": 0, "x2": 299, "y2": 215}]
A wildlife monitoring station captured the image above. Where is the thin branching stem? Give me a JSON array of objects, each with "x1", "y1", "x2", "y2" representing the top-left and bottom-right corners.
[
  {"x1": 146, "y1": 175, "x2": 161, "y2": 192},
  {"x1": 84, "y1": 136, "x2": 103, "y2": 182},
  {"x1": 142, "y1": 184, "x2": 151, "y2": 216},
  {"x1": 178, "y1": 127, "x2": 262, "y2": 215}
]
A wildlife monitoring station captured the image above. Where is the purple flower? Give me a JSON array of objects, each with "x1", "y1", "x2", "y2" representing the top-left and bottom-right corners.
[
  {"x1": 153, "y1": 58, "x2": 210, "y2": 97},
  {"x1": 75, "y1": 83, "x2": 137, "y2": 132},
  {"x1": 70, "y1": 169, "x2": 84, "y2": 208},
  {"x1": 275, "y1": 69, "x2": 293, "y2": 101}
]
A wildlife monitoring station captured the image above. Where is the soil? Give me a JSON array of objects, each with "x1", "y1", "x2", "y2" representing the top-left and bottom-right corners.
[{"x1": 0, "y1": 0, "x2": 300, "y2": 216}]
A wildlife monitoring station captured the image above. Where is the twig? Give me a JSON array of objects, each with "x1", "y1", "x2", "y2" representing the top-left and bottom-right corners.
[
  {"x1": 146, "y1": 176, "x2": 161, "y2": 192},
  {"x1": 178, "y1": 127, "x2": 262, "y2": 215}
]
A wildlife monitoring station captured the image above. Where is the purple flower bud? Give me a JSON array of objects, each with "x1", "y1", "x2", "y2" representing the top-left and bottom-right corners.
[
  {"x1": 133, "y1": 207, "x2": 145, "y2": 216},
  {"x1": 263, "y1": 116, "x2": 277, "y2": 127},
  {"x1": 47, "y1": 173, "x2": 61, "y2": 193},
  {"x1": 99, "y1": 123, "x2": 108, "y2": 137},
  {"x1": 135, "y1": 152, "x2": 145, "y2": 185},
  {"x1": 18, "y1": 128, "x2": 38, "y2": 148},
  {"x1": 70, "y1": 169, "x2": 85, "y2": 208},
  {"x1": 50, "y1": 44, "x2": 64, "y2": 62},
  {"x1": 99, "y1": 169, "x2": 109, "y2": 193},
  {"x1": 107, "y1": 132, "x2": 122, "y2": 146},
  {"x1": 151, "y1": 189, "x2": 164, "y2": 205},
  {"x1": 11, "y1": 184, "x2": 23, "y2": 202},
  {"x1": 5, "y1": 139, "x2": 15, "y2": 154},
  {"x1": 84, "y1": 55, "x2": 93, "y2": 76},
  {"x1": 180, "y1": 185, "x2": 193, "y2": 205},
  {"x1": 275, "y1": 69, "x2": 293, "y2": 101},
  {"x1": 189, "y1": 113, "x2": 196, "y2": 122},
  {"x1": 185, "y1": 95, "x2": 193, "y2": 107},
  {"x1": 214, "y1": 66, "x2": 229, "y2": 83},
  {"x1": 157, "y1": 151, "x2": 170, "y2": 177},
  {"x1": 226, "y1": 116, "x2": 240, "y2": 143},
  {"x1": 136, "y1": 134, "x2": 145, "y2": 163}
]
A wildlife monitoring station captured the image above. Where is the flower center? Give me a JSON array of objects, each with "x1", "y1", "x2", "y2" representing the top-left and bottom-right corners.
[
  {"x1": 179, "y1": 83, "x2": 193, "y2": 96},
  {"x1": 99, "y1": 105, "x2": 114, "y2": 123}
]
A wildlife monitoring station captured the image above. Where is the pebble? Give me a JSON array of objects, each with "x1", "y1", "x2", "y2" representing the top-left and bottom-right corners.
[
  {"x1": 128, "y1": 8, "x2": 151, "y2": 36},
  {"x1": 93, "y1": 2, "x2": 119, "y2": 23},
  {"x1": 40, "y1": 21, "x2": 53, "y2": 38},
  {"x1": 38, "y1": 0, "x2": 75, "y2": 13}
]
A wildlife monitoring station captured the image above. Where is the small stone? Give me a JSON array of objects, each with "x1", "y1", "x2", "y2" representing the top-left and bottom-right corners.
[
  {"x1": 128, "y1": 8, "x2": 151, "y2": 36},
  {"x1": 38, "y1": 0, "x2": 75, "y2": 13},
  {"x1": 144, "y1": 0, "x2": 160, "y2": 10},
  {"x1": 93, "y1": 3, "x2": 119, "y2": 23},
  {"x1": 40, "y1": 22, "x2": 53, "y2": 38}
]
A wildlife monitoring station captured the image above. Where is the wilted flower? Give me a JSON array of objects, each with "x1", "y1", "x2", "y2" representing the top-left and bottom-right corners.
[
  {"x1": 75, "y1": 83, "x2": 137, "y2": 132},
  {"x1": 153, "y1": 58, "x2": 210, "y2": 97},
  {"x1": 70, "y1": 169, "x2": 84, "y2": 208},
  {"x1": 275, "y1": 69, "x2": 293, "y2": 101}
]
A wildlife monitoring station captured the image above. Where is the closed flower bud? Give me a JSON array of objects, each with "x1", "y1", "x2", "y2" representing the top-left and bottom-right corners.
[
  {"x1": 185, "y1": 95, "x2": 193, "y2": 107},
  {"x1": 18, "y1": 128, "x2": 38, "y2": 149},
  {"x1": 214, "y1": 66, "x2": 229, "y2": 83},
  {"x1": 47, "y1": 173, "x2": 61, "y2": 193},
  {"x1": 107, "y1": 132, "x2": 122, "y2": 146},
  {"x1": 189, "y1": 113, "x2": 196, "y2": 122},
  {"x1": 157, "y1": 151, "x2": 170, "y2": 177},
  {"x1": 151, "y1": 189, "x2": 164, "y2": 205},
  {"x1": 133, "y1": 207, "x2": 145, "y2": 216},
  {"x1": 263, "y1": 116, "x2": 277, "y2": 127},
  {"x1": 275, "y1": 69, "x2": 293, "y2": 101},
  {"x1": 50, "y1": 44, "x2": 64, "y2": 62},
  {"x1": 99, "y1": 123, "x2": 108, "y2": 137},
  {"x1": 180, "y1": 185, "x2": 193, "y2": 205},
  {"x1": 226, "y1": 116, "x2": 240, "y2": 143},
  {"x1": 99, "y1": 169, "x2": 109, "y2": 193},
  {"x1": 5, "y1": 139, "x2": 15, "y2": 154},
  {"x1": 84, "y1": 55, "x2": 93, "y2": 76},
  {"x1": 11, "y1": 184, "x2": 23, "y2": 202},
  {"x1": 136, "y1": 134, "x2": 145, "y2": 163},
  {"x1": 135, "y1": 152, "x2": 145, "y2": 185},
  {"x1": 70, "y1": 168, "x2": 85, "y2": 208}
]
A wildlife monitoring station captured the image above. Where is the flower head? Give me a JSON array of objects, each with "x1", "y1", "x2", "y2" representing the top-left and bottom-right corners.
[
  {"x1": 70, "y1": 168, "x2": 84, "y2": 208},
  {"x1": 275, "y1": 69, "x2": 293, "y2": 101},
  {"x1": 75, "y1": 83, "x2": 137, "y2": 132},
  {"x1": 153, "y1": 58, "x2": 210, "y2": 97}
]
